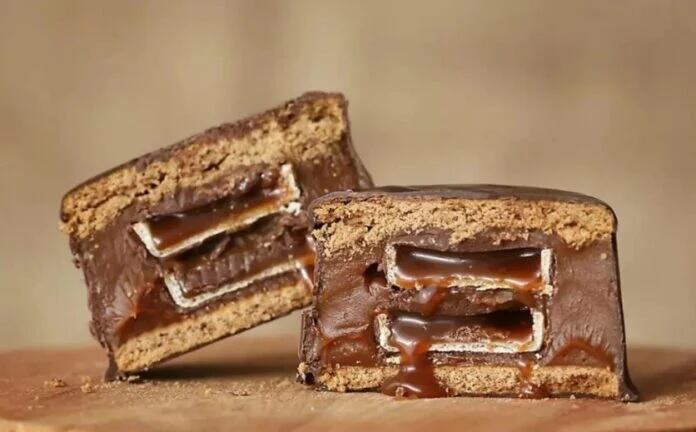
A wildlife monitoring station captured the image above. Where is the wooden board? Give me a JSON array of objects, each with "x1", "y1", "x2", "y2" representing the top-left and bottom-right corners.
[{"x1": 1, "y1": 335, "x2": 695, "y2": 432}]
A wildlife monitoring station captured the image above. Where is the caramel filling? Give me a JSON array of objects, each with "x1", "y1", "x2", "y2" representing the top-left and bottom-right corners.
[
  {"x1": 133, "y1": 164, "x2": 300, "y2": 258},
  {"x1": 381, "y1": 245, "x2": 551, "y2": 355},
  {"x1": 385, "y1": 245, "x2": 552, "y2": 293},
  {"x1": 130, "y1": 164, "x2": 313, "y2": 310},
  {"x1": 377, "y1": 306, "x2": 543, "y2": 355},
  {"x1": 380, "y1": 245, "x2": 554, "y2": 398}
]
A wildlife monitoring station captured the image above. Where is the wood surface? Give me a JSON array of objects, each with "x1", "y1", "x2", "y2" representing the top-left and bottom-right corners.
[{"x1": 1, "y1": 335, "x2": 695, "y2": 432}]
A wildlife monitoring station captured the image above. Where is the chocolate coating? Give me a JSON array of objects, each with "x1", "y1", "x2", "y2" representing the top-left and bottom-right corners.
[
  {"x1": 61, "y1": 92, "x2": 373, "y2": 377},
  {"x1": 300, "y1": 186, "x2": 637, "y2": 401}
]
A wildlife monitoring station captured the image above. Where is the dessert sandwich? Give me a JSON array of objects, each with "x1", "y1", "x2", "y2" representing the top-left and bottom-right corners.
[
  {"x1": 60, "y1": 92, "x2": 372, "y2": 378},
  {"x1": 298, "y1": 185, "x2": 637, "y2": 400}
]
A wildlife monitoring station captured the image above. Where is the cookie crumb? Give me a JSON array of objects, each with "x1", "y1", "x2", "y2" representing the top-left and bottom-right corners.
[
  {"x1": 81, "y1": 382, "x2": 97, "y2": 394},
  {"x1": 126, "y1": 375, "x2": 142, "y2": 383},
  {"x1": 395, "y1": 386, "x2": 406, "y2": 398},
  {"x1": 43, "y1": 378, "x2": 67, "y2": 388}
]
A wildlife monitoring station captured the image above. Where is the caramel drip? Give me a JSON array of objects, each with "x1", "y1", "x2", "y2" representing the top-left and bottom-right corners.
[
  {"x1": 381, "y1": 282, "x2": 450, "y2": 398},
  {"x1": 381, "y1": 316, "x2": 449, "y2": 398},
  {"x1": 516, "y1": 358, "x2": 549, "y2": 399}
]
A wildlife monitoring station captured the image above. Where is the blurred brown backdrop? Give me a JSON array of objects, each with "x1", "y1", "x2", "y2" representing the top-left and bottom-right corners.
[{"x1": 1, "y1": 0, "x2": 695, "y2": 350}]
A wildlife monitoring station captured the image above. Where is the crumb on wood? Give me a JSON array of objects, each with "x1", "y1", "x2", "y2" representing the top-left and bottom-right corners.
[
  {"x1": 274, "y1": 379, "x2": 292, "y2": 390},
  {"x1": 126, "y1": 375, "x2": 142, "y2": 383},
  {"x1": 81, "y1": 382, "x2": 97, "y2": 394},
  {"x1": 394, "y1": 386, "x2": 406, "y2": 398},
  {"x1": 227, "y1": 385, "x2": 252, "y2": 397},
  {"x1": 43, "y1": 378, "x2": 67, "y2": 388}
]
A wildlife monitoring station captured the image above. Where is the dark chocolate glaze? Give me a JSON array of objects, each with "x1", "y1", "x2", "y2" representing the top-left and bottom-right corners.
[
  {"x1": 63, "y1": 93, "x2": 373, "y2": 377},
  {"x1": 300, "y1": 188, "x2": 637, "y2": 401}
]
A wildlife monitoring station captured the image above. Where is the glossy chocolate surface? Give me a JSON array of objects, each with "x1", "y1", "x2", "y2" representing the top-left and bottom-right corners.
[
  {"x1": 381, "y1": 315, "x2": 450, "y2": 398},
  {"x1": 145, "y1": 168, "x2": 289, "y2": 251},
  {"x1": 160, "y1": 220, "x2": 310, "y2": 298},
  {"x1": 300, "y1": 187, "x2": 637, "y2": 400},
  {"x1": 69, "y1": 153, "x2": 369, "y2": 378},
  {"x1": 386, "y1": 310, "x2": 534, "y2": 348},
  {"x1": 391, "y1": 245, "x2": 543, "y2": 290},
  {"x1": 382, "y1": 309, "x2": 534, "y2": 398}
]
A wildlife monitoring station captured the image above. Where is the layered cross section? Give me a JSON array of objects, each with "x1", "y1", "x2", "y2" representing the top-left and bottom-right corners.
[
  {"x1": 132, "y1": 164, "x2": 313, "y2": 310},
  {"x1": 378, "y1": 245, "x2": 552, "y2": 356},
  {"x1": 60, "y1": 92, "x2": 373, "y2": 377},
  {"x1": 299, "y1": 185, "x2": 637, "y2": 401}
]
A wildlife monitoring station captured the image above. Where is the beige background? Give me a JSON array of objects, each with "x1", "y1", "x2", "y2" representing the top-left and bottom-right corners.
[{"x1": 1, "y1": 0, "x2": 695, "y2": 350}]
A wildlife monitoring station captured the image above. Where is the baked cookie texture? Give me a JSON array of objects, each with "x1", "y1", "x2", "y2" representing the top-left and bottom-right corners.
[
  {"x1": 60, "y1": 92, "x2": 372, "y2": 377},
  {"x1": 299, "y1": 185, "x2": 637, "y2": 400}
]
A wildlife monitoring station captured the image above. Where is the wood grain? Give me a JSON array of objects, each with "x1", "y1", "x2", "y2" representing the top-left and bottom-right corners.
[{"x1": 1, "y1": 336, "x2": 694, "y2": 432}]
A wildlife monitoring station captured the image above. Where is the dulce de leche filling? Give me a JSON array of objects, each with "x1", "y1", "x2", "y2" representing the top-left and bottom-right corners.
[
  {"x1": 131, "y1": 164, "x2": 313, "y2": 311},
  {"x1": 379, "y1": 245, "x2": 553, "y2": 398},
  {"x1": 133, "y1": 164, "x2": 301, "y2": 259},
  {"x1": 385, "y1": 245, "x2": 550, "y2": 291}
]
